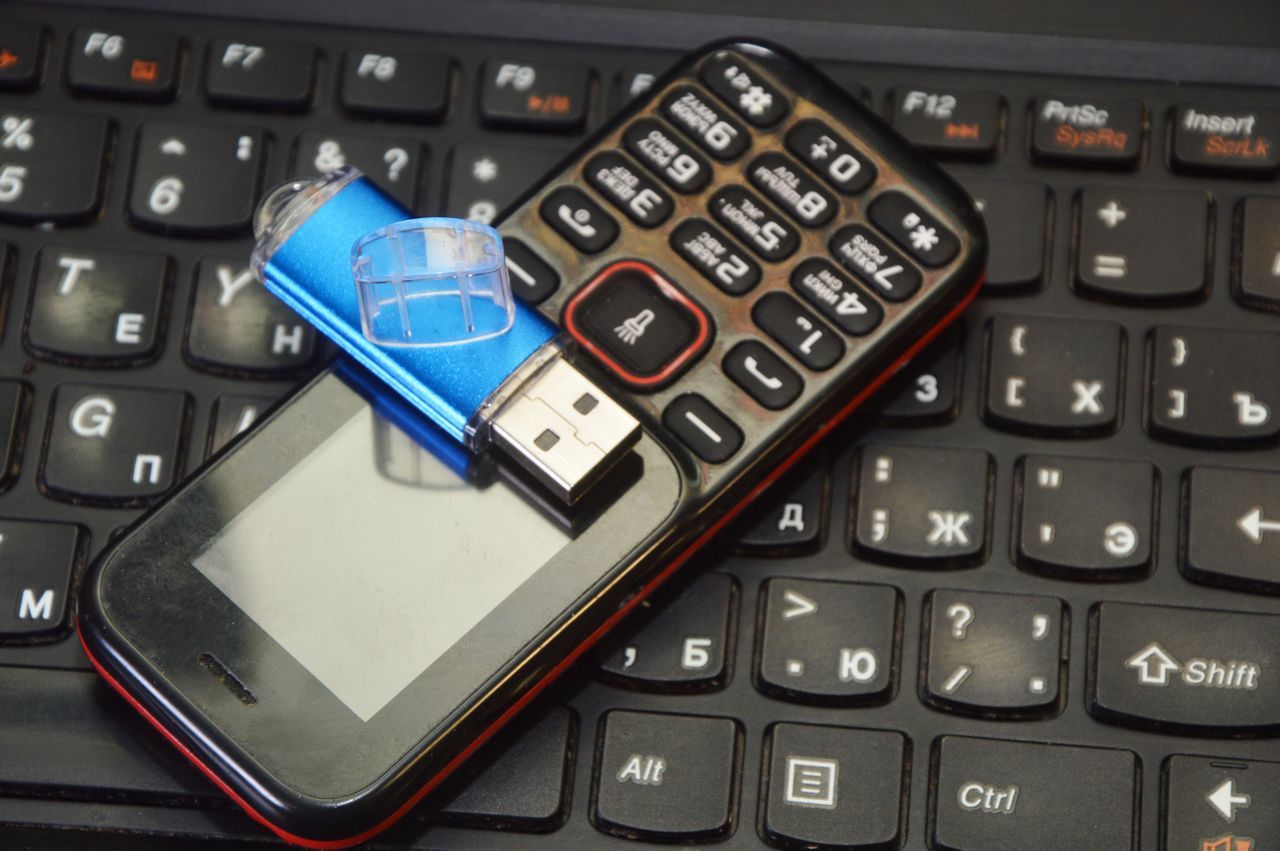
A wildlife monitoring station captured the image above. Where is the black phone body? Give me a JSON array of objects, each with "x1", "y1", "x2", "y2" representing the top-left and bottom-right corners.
[
  {"x1": 79, "y1": 365, "x2": 686, "y2": 845},
  {"x1": 78, "y1": 39, "x2": 985, "y2": 848}
]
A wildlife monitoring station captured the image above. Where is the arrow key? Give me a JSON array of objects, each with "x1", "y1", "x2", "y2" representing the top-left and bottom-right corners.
[
  {"x1": 1184, "y1": 467, "x2": 1280, "y2": 593},
  {"x1": 1165, "y1": 755, "x2": 1279, "y2": 851}
]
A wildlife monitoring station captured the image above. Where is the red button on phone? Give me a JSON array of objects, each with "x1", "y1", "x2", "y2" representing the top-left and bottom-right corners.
[{"x1": 564, "y1": 260, "x2": 712, "y2": 390}]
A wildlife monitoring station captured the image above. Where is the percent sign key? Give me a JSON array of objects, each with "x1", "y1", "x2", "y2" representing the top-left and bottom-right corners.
[{"x1": 0, "y1": 110, "x2": 112, "y2": 222}]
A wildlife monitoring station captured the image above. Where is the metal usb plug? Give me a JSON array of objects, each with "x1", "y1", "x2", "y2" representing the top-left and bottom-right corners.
[{"x1": 488, "y1": 351, "x2": 641, "y2": 505}]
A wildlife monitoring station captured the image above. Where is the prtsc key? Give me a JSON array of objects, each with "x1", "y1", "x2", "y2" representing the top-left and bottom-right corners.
[{"x1": 80, "y1": 39, "x2": 986, "y2": 848}]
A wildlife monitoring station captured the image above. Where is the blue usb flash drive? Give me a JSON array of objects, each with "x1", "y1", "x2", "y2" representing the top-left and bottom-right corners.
[{"x1": 250, "y1": 167, "x2": 639, "y2": 503}]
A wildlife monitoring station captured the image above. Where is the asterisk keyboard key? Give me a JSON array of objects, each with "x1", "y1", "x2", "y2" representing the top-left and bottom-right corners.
[{"x1": 867, "y1": 190, "x2": 959, "y2": 267}]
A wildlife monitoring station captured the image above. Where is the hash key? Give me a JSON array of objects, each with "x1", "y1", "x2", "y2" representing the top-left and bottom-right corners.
[
  {"x1": 1075, "y1": 185, "x2": 1210, "y2": 301},
  {"x1": 922, "y1": 589, "x2": 1065, "y2": 717},
  {"x1": 853, "y1": 443, "x2": 992, "y2": 565},
  {"x1": 598, "y1": 572, "x2": 736, "y2": 692},
  {"x1": 1016, "y1": 454, "x2": 1156, "y2": 579},
  {"x1": 41, "y1": 384, "x2": 187, "y2": 506},
  {"x1": 26, "y1": 247, "x2": 170, "y2": 364},
  {"x1": 755, "y1": 578, "x2": 899, "y2": 705},
  {"x1": 0, "y1": 520, "x2": 83, "y2": 638},
  {"x1": 1148, "y1": 325, "x2": 1280, "y2": 445},
  {"x1": 0, "y1": 109, "x2": 110, "y2": 224},
  {"x1": 985, "y1": 314, "x2": 1123, "y2": 435},
  {"x1": 129, "y1": 121, "x2": 265, "y2": 235}
]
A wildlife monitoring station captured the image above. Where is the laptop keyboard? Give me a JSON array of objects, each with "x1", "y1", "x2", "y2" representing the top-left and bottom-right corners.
[{"x1": 2, "y1": 5, "x2": 1279, "y2": 849}]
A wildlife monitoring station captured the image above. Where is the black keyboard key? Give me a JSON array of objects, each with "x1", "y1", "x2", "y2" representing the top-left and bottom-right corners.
[
  {"x1": 599, "y1": 572, "x2": 736, "y2": 691},
  {"x1": 1184, "y1": 466, "x2": 1280, "y2": 593},
  {"x1": 753, "y1": 292, "x2": 844, "y2": 371},
  {"x1": 207, "y1": 393, "x2": 274, "y2": 457},
  {"x1": 568, "y1": 261, "x2": 707, "y2": 387},
  {"x1": 623, "y1": 117, "x2": 711, "y2": 194},
  {"x1": 853, "y1": 443, "x2": 992, "y2": 565},
  {"x1": 931, "y1": 736, "x2": 1137, "y2": 850},
  {"x1": 205, "y1": 38, "x2": 314, "y2": 110},
  {"x1": 891, "y1": 86, "x2": 1003, "y2": 158},
  {"x1": 723, "y1": 340, "x2": 803, "y2": 410},
  {"x1": 40, "y1": 384, "x2": 187, "y2": 506},
  {"x1": 1030, "y1": 94, "x2": 1145, "y2": 167},
  {"x1": 1172, "y1": 103, "x2": 1280, "y2": 176},
  {"x1": 699, "y1": 50, "x2": 789, "y2": 127},
  {"x1": 868, "y1": 190, "x2": 960, "y2": 267},
  {"x1": 1148, "y1": 325, "x2": 1280, "y2": 445},
  {"x1": 0, "y1": 520, "x2": 82, "y2": 637},
  {"x1": 434, "y1": 707, "x2": 574, "y2": 832},
  {"x1": 128, "y1": 121, "x2": 265, "y2": 235},
  {"x1": 186, "y1": 257, "x2": 317, "y2": 375},
  {"x1": 1235, "y1": 195, "x2": 1280, "y2": 310},
  {"x1": 294, "y1": 133, "x2": 421, "y2": 208},
  {"x1": 662, "y1": 394, "x2": 741, "y2": 464},
  {"x1": 829, "y1": 225, "x2": 922, "y2": 301},
  {"x1": 1164, "y1": 755, "x2": 1280, "y2": 851},
  {"x1": 1090, "y1": 601, "x2": 1280, "y2": 735},
  {"x1": 0, "y1": 668, "x2": 218, "y2": 801},
  {"x1": 785, "y1": 118, "x2": 875, "y2": 194},
  {"x1": 922, "y1": 589, "x2": 1065, "y2": 716},
  {"x1": 709, "y1": 186, "x2": 798, "y2": 262},
  {"x1": 0, "y1": 109, "x2": 109, "y2": 224},
  {"x1": 66, "y1": 27, "x2": 179, "y2": 101},
  {"x1": 592, "y1": 710, "x2": 740, "y2": 841},
  {"x1": 670, "y1": 219, "x2": 761, "y2": 295},
  {"x1": 540, "y1": 186, "x2": 617, "y2": 254},
  {"x1": 479, "y1": 59, "x2": 589, "y2": 130},
  {"x1": 0, "y1": 381, "x2": 28, "y2": 491},
  {"x1": 502, "y1": 238, "x2": 559, "y2": 305},
  {"x1": 340, "y1": 49, "x2": 449, "y2": 121},
  {"x1": 26, "y1": 246, "x2": 170, "y2": 364},
  {"x1": 736, "y1": 458, "x2": 827, "y2": 553},
  {"x1": 984, "y1": 314, "x2": 1123, "y2": 435},
  {"x1": 584, "y1": 151, "x2": 673, "y2": 227},
  {"x1": 877, "y1": 323, "x2": 962, "y2": 423},
  {"x1": 1075, "y1": 185, "x2": 1210, "y2": 301},
  {"x1": 746, "y1": 151, "x2": 836, "y2": 227},
  {"x1": 961, "y1": 177, "x2": 1051, "y2": 291},
  {"x1": 762, "y1": 723, "x2": 906, "y2": 849},
  {"x1": 1016, "y1": 454, "x2": 1156, "y2": 579},
  {"x1": 445, "y1": 142, "x2": 568, "y2": 224},
  {"x1": 789, "y1": 258, "x2": 883, "y2": 336},
  {"x1": 0, "y1": 23, "x2": 42, "y2": 91},
  {"x1": 661, "y1": 85, "x2": 749, "y2": 161},
  {"x1": 612, "y1": 68, "x2": 659, "y2": 112},
  {"x1": 756, "y1": 578, "x2": 899, "y2": 704}
]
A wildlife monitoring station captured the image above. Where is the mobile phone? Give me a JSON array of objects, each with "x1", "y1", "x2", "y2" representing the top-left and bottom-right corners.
[{"x1": 78, "y1": 39, "x2": 986, "y2": 848}]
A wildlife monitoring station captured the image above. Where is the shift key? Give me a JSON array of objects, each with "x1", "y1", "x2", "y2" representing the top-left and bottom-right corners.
[{"x1": 1089, "y1": 602, "x2": 1280, "y2": 735}]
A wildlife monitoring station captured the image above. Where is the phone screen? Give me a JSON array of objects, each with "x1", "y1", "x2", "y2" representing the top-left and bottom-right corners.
[{"x1": 192, "y1": 406, "x2": 570, "y2": 722}]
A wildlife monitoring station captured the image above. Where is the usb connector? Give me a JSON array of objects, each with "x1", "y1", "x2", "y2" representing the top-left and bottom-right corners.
[{"x1": 489, "y1": 355, "x2": 641, "y2": 504}]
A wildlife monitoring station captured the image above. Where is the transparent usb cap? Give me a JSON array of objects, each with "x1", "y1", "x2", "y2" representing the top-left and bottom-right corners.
[{"x1": 350, "y1": 217, "x2": 515, "y2": 348}]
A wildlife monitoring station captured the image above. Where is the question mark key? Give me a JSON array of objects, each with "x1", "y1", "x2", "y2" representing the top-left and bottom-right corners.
[{"x1": 294, "y1": 132, "x2": 421, "y2": 208}]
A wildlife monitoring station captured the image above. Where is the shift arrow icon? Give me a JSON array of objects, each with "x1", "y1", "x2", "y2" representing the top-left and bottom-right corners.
[
  {"x1": 1207, "y1": 778, "x2": 1251, "y2": 822},
  {"x1": 1238, "y1": 507, "x2": 1280, "y2": 544},
  {"x1": 1125, "y1": 642, "x2": 1181, "y2": 686}
]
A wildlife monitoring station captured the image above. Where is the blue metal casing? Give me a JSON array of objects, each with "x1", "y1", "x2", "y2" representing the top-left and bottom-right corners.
[{"x1": 260, "y1": 175, "x2": 557, "y2": 442}]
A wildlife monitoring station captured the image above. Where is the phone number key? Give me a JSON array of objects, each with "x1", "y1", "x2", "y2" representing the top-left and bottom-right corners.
[
  {"x1": 709, "y1": 186, "x2": 798, "y2": 262},
  {"x1": 670, "y1": 219, "x2": 761, "y2": 295},
  {"x1": 747, "y1": 151, "x2": 836, "y2": 227},
  {"x1": 661, "y1": 85, "x2": 749, "y2": 161}
]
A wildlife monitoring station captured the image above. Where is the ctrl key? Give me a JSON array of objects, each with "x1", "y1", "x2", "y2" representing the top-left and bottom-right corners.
[
  {"x1": 931, "y1": 736, "x2": 1137, "y2": 851},
  {"x1": 591, "y1": 710, "x2": 741, "y2": 841}
]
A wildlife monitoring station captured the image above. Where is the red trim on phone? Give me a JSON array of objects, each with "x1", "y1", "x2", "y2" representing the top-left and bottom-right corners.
[
  {"x1": 563, "y1": 259, "x2": 712, "y2": 389},
  {"x1": 77, "y1": 272, "x2": 981, "y2": 849}
]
